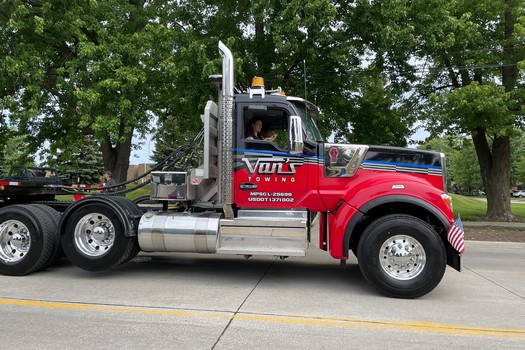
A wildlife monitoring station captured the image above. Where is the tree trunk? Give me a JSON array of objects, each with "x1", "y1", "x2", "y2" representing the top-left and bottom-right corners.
[
  {"x1": 472, "y1": 127, "x2": 514, "y2": 221},
  {"x1": 469, "y1": 2, "x2": 517, "y2": 221},
  {"x1": 100, "y1": 131, "x2": 133, "y2": 184}
]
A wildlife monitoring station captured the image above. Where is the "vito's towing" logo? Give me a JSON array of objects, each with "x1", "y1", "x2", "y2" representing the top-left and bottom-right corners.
[{"x1": 242, "y1": 157, "x2": 303, "y2": 175}]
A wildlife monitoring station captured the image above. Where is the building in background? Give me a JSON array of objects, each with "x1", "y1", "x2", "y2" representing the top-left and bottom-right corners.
[{"x1": 127, "y1": 163, "x2": 153, "y2": 183}]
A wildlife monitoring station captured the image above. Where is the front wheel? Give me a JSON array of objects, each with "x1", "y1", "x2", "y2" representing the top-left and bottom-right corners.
[
  {"x1": 61, "y1": 204, "x2": 139, "y2": 272},
  {"x1": 357, "y1": 214, "x2": 446, "y2": 298}
]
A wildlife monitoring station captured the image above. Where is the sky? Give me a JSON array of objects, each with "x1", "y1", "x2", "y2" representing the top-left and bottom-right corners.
[{"x1": 129, "y1": 134, "x2": 155, "y2": 165}]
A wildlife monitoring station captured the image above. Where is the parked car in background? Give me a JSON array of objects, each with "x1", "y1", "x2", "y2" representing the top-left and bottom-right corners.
[{"x1": 512, "y1": 190, "x2": 525, "y2": 198}]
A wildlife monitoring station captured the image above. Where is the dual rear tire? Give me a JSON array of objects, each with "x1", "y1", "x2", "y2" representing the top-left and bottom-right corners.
[
  {"x1": 0, "y1": 204, "x2": 60, "y2": 276},
  {"x1": 0, "y1": 199, "x2": 140, "y2": 275}
]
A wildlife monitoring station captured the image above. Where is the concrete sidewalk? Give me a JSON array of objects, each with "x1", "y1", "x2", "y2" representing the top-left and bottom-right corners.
[{"x1": 463, "y1": 221, "x2": 525, "y2": 228}]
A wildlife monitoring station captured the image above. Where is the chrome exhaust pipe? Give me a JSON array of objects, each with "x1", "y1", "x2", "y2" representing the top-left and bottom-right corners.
[{"x1": 218, "y1": 41, "x2": 234, "y2": 218}]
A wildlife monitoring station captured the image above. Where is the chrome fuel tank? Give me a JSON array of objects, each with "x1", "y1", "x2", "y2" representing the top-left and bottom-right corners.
[{"x1": 138, "y1": 211, "x2": 221, "y2": 253}]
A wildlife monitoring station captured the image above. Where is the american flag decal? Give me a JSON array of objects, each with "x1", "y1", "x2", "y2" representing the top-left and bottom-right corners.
[{"x1": 447, "y1": 217, "x2": 465, "y2": 254}]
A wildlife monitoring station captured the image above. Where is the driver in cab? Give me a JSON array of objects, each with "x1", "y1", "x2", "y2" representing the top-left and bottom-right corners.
[{"x1": 246, "y1": 118, "x2": 277, "y2": 142}]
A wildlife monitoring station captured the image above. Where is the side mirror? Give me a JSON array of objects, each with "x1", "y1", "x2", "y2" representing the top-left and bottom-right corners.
[{"x1": 288, "y1": 115, "x2": 304, "y2": 154}]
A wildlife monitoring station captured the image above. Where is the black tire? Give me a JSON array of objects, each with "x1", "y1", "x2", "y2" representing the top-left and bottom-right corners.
[
  {"x1": 61, "y1": 203, "x2": 139, "y2": 271},
  {"x1": 0, "y1": 205, "x2": 58, "y2": 276},
  {"x1": 118, "y1": 235, "x2": 141, "y2": 265},
  {"x1": 357, "y1": 214, "x2": 446, "y2": 298},
  {"x1": 27, "y1": 204, "x2": 63, "y2": 270}
]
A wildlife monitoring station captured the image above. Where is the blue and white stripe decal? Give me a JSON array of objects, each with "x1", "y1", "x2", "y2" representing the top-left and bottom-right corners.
[
  {"x1": 361, "y1": 160, "x2": 443, "y2": 176},
  {"x1": 233, "y1": 148, "x2": 442, "y2": 175}
]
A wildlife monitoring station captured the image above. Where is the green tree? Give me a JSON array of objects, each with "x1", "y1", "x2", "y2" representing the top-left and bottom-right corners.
[
  {"x1": 0, "y1": 0, "x2": 207, "y2": 182},
  {"x1": 348, "y1": 74, "x2": 411, "y2": 146},
  {"x1": 2, "y1": 133, "x2": 34, "y2": 167},
  {"x1": 47, "y1": 135, "x2": 104, "y2": 185},
  {"x1": 449, "y1": 142, "x2": 483, "y2": 195},
  {"x1": 171, "y1": 0, "x2": 410, "y2": 145},
  {"x1": 422, "y1": 1, "x2": 524, "y2": 220},
  {"x1": 510, "y1": 131, "x2": 525, "y2": 186},
  {"x1": 514, "y1": 155, "x2": 525, "y2": 186},
  {"x1": 0, "y1": 121, "x2": 12, "y2": 166},
  {"x1": 350, "y1": 0, "x2": 525, "y2": 220},
  {"x1": 1, "y1": 0, "x2": 417, "y2": 181}
]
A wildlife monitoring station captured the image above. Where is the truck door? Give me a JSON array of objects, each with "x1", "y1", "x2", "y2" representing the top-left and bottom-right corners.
[{"x1": 232, "y1": 101, "x2": 313, "y2": 209}]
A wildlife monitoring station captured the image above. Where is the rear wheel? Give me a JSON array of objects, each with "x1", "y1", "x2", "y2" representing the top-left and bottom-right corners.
[
  {"x1": 27, "y1": 204, "x2": 63, "y2": 270},
  {"x1": 357, "y1": 214, "x2": 446, "y2": 298},
  {"x1": 0, "y1": 205, "x2": 57, "y2": 276},
  {"x1": 61, "y1": 204, "x2": 139, "y2": 271}
]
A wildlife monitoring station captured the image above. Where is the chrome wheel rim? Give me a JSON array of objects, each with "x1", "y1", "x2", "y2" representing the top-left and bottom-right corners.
[
  {"x1": 379, "y1": 234, "x2": 426, "y2": 280},
  {"x1": 0, "y1": 220, "x2": 31, "y2": 263},
  {"x1": 74, "y1": 212, "x2": 114, "y2": 257}
]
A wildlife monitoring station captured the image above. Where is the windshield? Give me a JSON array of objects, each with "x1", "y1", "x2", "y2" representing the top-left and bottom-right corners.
[{"x1": 289, "y1": 100, "x2": 324, "y2": 142}]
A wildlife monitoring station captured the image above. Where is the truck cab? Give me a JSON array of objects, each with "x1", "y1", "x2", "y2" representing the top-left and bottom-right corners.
[{"x1": 233, "y1": 92, "x2": 325, "y2": 211}]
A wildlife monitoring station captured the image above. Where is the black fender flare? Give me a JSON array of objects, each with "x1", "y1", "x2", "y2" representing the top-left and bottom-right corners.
[
  {"x1": 342, "y1": 195, "x2": 451, "y2": 258},
  {"x1": 59, "y1": 196, "x2": 143, "y2": 237}
]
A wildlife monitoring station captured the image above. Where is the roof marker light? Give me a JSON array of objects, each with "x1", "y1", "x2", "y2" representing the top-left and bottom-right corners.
[
  {"x1": 251, "y1": 76, "x2": 264, "y2": 88},
  {"x1": 249, "y1": 76, "x2": 266, "y2": 98}
]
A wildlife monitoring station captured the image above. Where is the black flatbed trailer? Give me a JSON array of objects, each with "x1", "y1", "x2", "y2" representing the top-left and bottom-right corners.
[
  {"x1": 0, "y1": 165, "x2": 155, "y2": 212},
  {"x1": 0, "y1": 165, "x2": 72, "y2": 208}
]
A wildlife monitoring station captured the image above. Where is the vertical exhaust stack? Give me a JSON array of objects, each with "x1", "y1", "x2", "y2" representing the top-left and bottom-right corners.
[{"x1": 218, "y1": 41, "x2": 234, "y2": 219}]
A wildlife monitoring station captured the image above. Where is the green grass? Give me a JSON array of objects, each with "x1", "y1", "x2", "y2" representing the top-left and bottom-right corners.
[
  {"x1": 451, "y1": 194, "x2": 525, "y2": 221},
  {"x1": 126, "y1": 184, "x2": 151, "y2": 200},
  {"x1": 56, "y1": 183, "x2": 151, "y2": 202}
]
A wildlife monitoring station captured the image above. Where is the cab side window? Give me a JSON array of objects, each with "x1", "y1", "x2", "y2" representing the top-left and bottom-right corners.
[{"x1": 242, "y1": 106, "x2": 289, "y2": 151}]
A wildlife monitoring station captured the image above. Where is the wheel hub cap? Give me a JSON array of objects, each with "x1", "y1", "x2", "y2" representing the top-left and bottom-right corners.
[
  {"x1": 380, "y1": 235, "x2": 426, "y2": 280},
  {"x1": 92, "y1": 224, "x2": 110, "y2": 241},
  {"x1": 0, "y1": 220, "x2": 30, "y2": 263},
  {"x1": 74, "y1": 213, "x2": 114, "y2": 257}
]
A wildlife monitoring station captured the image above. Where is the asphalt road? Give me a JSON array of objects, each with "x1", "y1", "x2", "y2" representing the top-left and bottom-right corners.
[{"x1": 1, "y1": 240, "x2": 524, "y2": 350}]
